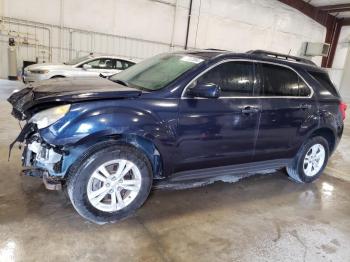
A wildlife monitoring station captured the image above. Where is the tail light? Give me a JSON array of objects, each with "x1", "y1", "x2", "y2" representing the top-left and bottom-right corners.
[{"x1": 339, "y1": 102, "x2": 347, "y2": 120}]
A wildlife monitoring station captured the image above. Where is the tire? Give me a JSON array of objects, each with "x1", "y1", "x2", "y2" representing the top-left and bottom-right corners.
[
  {"x1": 66, "y1": 143, "x2": 153, "y2": 224},
  {"x1": 286, "y1": 136, "x2": 329, "y2": 183}
]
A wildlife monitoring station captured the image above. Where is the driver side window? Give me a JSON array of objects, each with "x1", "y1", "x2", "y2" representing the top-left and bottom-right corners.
[{"x1": 188, "y1": 61, "x2": 255, "y2": 97}]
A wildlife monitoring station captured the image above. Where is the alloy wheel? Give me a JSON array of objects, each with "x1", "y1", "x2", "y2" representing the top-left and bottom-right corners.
[
  {"x1": 87, "y1": 159, "x2": 142, "y2": 212},
  {"x1": 303, "y1": 143, "x2": 326, "y2": 177}
]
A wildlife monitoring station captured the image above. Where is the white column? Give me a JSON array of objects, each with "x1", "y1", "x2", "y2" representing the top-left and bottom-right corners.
[{"x1": 340, "y1": 47, "x2": 350, "y2": 102}]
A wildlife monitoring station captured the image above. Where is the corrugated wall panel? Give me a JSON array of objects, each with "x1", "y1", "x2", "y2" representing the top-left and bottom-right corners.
[{"x1": 0, "y1": 17, "x2": 179, "y2": 78}]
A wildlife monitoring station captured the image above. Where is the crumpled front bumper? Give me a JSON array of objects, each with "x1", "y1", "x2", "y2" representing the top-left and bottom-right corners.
[
  {"x1": 18, "y1": 131, "x2": 66, "y2": 190},
  {"x1": 22, "y1": 135, "x2": 63, "y2": 176},
  {"x1": 10, "y1": 121, "x2": 66, "y2": 183}
]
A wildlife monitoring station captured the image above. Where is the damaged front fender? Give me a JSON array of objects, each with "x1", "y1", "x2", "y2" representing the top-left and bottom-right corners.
[
  {"x1": 59, "y1": 134, "x2": 163, "y2": 179},
  {"x1": 14, "y1": 127, "x2": 162, "y2": 181}
]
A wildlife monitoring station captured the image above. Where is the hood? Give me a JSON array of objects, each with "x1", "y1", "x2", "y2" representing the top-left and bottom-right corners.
[
  {"x1": 8, "y1": 77, "x2": 142, "y2": 120},
  {"x1": 25, "y1": 63, "x2": 73, "y2": 71}
]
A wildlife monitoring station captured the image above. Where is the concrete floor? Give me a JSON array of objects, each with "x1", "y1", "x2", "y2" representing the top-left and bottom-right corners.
[{"x1": 1, "y1": 80, "x2": 350, "y2": 262}]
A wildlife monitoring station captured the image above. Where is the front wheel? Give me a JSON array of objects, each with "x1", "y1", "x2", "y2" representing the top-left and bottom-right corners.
[
  {"x1": 67, "y1": 143, "x2": 152, "y2": 224},
  {"x1": 286, "y1": 136, "x2": 329, "y2": 183}
]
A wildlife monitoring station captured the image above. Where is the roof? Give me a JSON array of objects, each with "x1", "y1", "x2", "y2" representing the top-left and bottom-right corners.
[
  {"x1": 91, "y1": 55, "x2": 136, "y2": 63},
  {"x1": 177, "y1": 49, "x2": 321, "y2": 70}
]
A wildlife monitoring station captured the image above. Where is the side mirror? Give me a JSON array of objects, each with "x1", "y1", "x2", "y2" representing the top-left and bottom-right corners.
[
  {"x1": 187, "y1": 83, "x2": 221, "y2": 98},
  {"x1": 99, "y1": 73, "x2": 108, "y2": 78},
  {"x1": 83, "y1": 64, "x2": 92, "y2": 70}
]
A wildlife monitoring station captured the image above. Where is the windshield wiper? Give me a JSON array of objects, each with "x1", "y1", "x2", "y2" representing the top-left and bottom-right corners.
[
  {"x1": 110, "y1": 79, "x2": 129, "y2": 87},
  {"x1": 109, "y1": 78, "x2": 149, "y2": 92}
]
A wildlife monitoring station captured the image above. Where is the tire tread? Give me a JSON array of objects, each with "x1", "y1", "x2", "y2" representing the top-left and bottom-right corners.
[{"x1": 286, "y1": 136, "x2": 329, "y2": 184}]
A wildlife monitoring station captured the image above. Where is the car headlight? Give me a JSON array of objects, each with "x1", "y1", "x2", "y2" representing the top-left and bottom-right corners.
[
  {"x1": 29, "y1": 69, "x2": 49, "y2": 74},
  {"x1": 29, "y1": 104, "x2": 71, "y2": 129}
]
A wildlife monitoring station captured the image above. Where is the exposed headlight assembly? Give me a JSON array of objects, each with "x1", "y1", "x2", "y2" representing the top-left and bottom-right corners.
[
  {"x1": 29, "y1": 69, "x2": 49, "y2": 74},
  {"x1": 29, "y1": 104, "x2": 71, "y2": 129}
]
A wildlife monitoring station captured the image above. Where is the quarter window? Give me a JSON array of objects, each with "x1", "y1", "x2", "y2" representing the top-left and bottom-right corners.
[
  {"x1": 190, "y1": 61, "x2": 254, "y2": 97},
  {"x1": 308, "y1": 71, "x2": 339, "y2": 97},
  {"x1": 259, "y1": 64, "x2": 310, "y2": 97}
]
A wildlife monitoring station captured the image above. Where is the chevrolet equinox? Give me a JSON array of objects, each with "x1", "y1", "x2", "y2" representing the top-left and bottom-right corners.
[{"x1": 8, "y1": 50, "x2": 346, "y2": 224}]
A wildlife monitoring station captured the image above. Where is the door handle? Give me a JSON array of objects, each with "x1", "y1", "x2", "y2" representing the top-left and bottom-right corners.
[
  {"x1": 299, "y1": 104, "x2": 312, "y2": 110},
  {"x1": 241, "y1": 106, "x2": 259, "y2": 114}
]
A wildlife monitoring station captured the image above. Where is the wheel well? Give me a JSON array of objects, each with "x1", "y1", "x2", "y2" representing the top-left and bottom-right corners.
[
  {"x1": 310, "y1": 128, "x2": 336, "y2": 153},
  {"x1": 119, "y1": 135, "x2": 163, "y2": 178},
  {"x1": 72, "y1": 133, "x2": 163, "y2": 178},
  {"x1": 50, "y1": 75, "x2": 65, "y2": 78}
]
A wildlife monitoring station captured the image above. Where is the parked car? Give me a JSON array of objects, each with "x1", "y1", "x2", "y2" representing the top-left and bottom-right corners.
[
  {"x1": 8, "y1": 50, "x2": 346, "y2": 224},
  {"x1": 22, "y1": 54, "x2": 135, "y2": 83}
]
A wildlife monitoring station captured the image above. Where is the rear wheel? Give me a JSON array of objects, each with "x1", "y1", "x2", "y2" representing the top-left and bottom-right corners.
[
  {"x1": 67, "y1": 144, "x2": 152, "y2": 224},
  {"x1": 286, "y1": 136, "x2": 329, "y2": 183}
]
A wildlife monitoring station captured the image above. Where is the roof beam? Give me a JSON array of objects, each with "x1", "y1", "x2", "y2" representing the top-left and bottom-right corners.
[
  {"x1": 343, "y1": 18, "x2": 350, "y2": 26},
  {"x1": 277, "y1": 0, "x2": 332, "y2": 27},
  {"x1": 318, "y1": 4, "x2": 350, "y2": 13},
  {"x1": 324, "y1": 19, "x2": 343, "y2": 68},
  {"x1": 277, "y1": 0, "x2": 343, "y2": 68}
]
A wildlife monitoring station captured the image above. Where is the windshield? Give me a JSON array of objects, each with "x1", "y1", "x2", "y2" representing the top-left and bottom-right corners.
[
  {"x1": 109, "y1": 53, "x2": 204, "y2": 91},
  {"x1": 64, "y1": 55, "x2": 93, "y2": 65}
]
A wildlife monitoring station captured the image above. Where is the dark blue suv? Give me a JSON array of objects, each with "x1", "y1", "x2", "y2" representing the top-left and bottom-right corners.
[{"x1": 8, "y1": 50, "x2": 346, "y2": 224}]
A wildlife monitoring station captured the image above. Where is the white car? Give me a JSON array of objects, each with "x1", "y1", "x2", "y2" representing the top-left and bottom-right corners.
[{"x1": 23, "y1": 54, "x2": 136, "y2": 83}]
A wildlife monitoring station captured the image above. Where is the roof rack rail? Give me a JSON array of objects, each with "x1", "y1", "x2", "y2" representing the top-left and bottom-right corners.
[{"x1": 247, "y1": 50, "x2": 315, "y2": 66}]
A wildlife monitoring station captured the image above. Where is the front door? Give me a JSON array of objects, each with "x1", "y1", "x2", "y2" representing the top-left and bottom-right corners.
[{"x1": 176, "y1": 60, "x2": 261, "y2": 172}]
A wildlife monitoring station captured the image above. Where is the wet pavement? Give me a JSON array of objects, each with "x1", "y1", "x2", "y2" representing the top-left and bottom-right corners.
[{"x1": 0, "y1": 80, "x2": 350, "y2": 261}]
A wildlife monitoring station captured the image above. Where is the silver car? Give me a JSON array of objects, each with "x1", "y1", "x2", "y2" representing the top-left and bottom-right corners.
[{"x1": 23, "y1": 54, "x2": 136, "y2": 83}]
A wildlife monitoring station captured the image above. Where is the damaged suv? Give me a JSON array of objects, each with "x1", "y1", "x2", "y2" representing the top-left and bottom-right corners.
[{"x1": 8, "y1": 50, "x2": 346, "y2": 224}]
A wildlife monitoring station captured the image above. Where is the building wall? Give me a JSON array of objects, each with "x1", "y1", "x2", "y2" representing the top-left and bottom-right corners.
[
  {"x1": 340, "y1": 50, "x2": 350, "y2": 101},
  {"x1": 0, "y1": 0, "x2": 326, "y2": 78},
  {"x1": 328, "y1": 26, "x2": 350, "y2": 98},
  {"x1": 337, "y1": 27, "x2": 350, "y2": 101}
]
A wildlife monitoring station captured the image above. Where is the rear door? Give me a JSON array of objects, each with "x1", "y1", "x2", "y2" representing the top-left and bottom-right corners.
[
  {"x1": 253, "y1": 62, "x2": 316, "y2": 162},
  {"x1": 176, "y1": 60, "x2": 261, "y2": 172}
]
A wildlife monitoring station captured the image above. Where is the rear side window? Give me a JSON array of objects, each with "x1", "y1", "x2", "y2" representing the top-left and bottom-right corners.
[
  {"x1": 84, "y1": 58, "x2": 115, "y2": 69},
  {"x1": 259, "y1": 63, "x2": 310, "y2": 97},
  {"x1": 195, "y1": 61, "x2": 254, "y2": 97},
  {"x1": 308, "y1": 71, "x2": 339, "y2": 98},
  {"x1": 116, "y1": 60, "x2": 124, "y2": 70}
]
